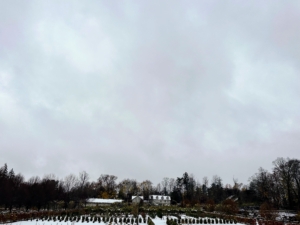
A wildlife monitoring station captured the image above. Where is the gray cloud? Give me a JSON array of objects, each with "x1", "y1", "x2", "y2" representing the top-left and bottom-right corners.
[{"x1": 1, "y1": 0, "x2": 300, "y2": 186}]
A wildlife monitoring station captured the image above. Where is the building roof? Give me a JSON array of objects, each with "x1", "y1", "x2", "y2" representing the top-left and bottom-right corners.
[
  {"x1": 87, "y1": 198, "x2": 123, "y2": 204},
  {"x1": 132, "y1": 196, "x2": 144, "y2": 200}
]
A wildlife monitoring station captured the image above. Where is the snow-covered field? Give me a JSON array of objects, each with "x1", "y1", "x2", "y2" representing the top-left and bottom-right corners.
[
  {"x1": 277, "y1": 212, "x2": 296, "y2": 217},
  {"x1": 7, "y1": 216, "x2": 246, "y2": 225}
]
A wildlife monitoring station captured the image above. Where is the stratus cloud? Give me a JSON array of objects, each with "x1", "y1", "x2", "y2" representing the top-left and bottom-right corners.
[{"x1": 0, "y1": 0, "x2": 300, "y2": 185}]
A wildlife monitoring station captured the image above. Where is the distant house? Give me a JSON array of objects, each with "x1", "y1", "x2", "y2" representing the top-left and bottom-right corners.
[
  {"x1": 86, "y1": 198, "x2": 123, "y2": 206},
  {"x1": 132, "y1": 196, "x2": 143, "y2": 204},
  {"x1": 149, "y1": 195, "x2": 171, "y2": 205}
]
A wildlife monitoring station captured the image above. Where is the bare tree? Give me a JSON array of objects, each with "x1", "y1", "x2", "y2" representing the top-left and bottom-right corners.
[
  {"x1": 79, "y1": 171, "x2": 89, "y2": 189},
  {"x1": 249, "y1": 167, "x2": 272, "y2": 203},
  {"x1": 28, "y1": 176, "x2": 41, "y2": 184},
  {"x1": 168, "y1": 178, "x2": 175, "y2": 193},
  {"x1": 64, "y1": 174, "x2": 78, "y2": 193},
  {"x1": 232, "y1": 177, "x2": 242, "y2": 196},
  {"x1": 156, "y1": 183, "x2": 162, "y2": 194},
  {"x1": 98, "y1": 174, "x2": 118, "y2": 197},
  {"x1": 43, "y1": 174, "x2": 56, "y2": 181},
  {"x1": 273, "y1": 158, "x2": 294, "y2": 208},
  {"x1": 161, "y1": 177, "x2": 169, "y2": 195},
  {"x1": 202, "y1": 176, "x2": 209, "y2": 196},
  {"x1": 203, "y1": 176, "x2": 209, "y2": 187},
  {"x1": 290, "y1": 159, "x2": 300, "y2": 209},
  {"x1": 139, "y1": 180, "x2": 152, "y2": 199},
  {"x1": 211, "y1": 175, "x2": 222, "y2": 187},
  {"x1": 78, "y1": 171, "x2": 89, "y2": 204},
  {"x1": 118, "y1": 179, "x2": 139, "y2": 203},
  {"x1": 14, "y1": 173, "x2": 24, "y2": 186},
  {"x1": 233, "y1": 177, "x2": 243, "y2": 190}
]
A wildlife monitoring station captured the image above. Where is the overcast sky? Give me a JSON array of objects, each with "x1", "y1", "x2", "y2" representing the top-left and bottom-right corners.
[{"x1": 1, "y1": 0, "x2": 300, "y2": 187}]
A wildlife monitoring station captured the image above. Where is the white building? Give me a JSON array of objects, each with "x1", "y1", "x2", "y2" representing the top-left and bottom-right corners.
[
  {"x1": 86, "y1": 198, "x2": 123, "y2": 206},
  {"x1": 149, "y1": 195, "x2": 171, "y2": 205}
]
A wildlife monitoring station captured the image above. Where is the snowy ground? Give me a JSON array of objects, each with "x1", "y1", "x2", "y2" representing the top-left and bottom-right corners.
[
  {"x1": 277, "y1": 212, "x2": 297, "y2": 217},
  {"x1": 276, "y1": 212, "x2": 297, "y2": 221},
  {"x1": 246, "y1": 210, "x2": 297, "y2": 221},
  {"x1": 7, "y1": 216, "x2": 246, "y2": 225}
]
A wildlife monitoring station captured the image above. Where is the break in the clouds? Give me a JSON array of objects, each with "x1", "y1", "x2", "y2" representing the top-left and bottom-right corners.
[{"x1": 1, "y1": 0, "x2": 300, "y2": 186}]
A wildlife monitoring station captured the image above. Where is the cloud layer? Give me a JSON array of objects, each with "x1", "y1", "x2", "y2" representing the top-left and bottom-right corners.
[{"x1": 1, "y1": 0, "x2": 300, "y2": 186}]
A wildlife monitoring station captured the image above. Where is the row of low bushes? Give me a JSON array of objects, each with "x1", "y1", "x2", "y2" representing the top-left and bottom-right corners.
[
  {"x1": 87, "y1": 205, "x2": 206, "y2": 216},
  {"x1": 0, "y1": 205, "x2": 232, "y2": 218},
  {"x1": 0, "y1": 212, "x2": 151, "y2": 224},
  {"x1": 0, "y1": 204, "x2": 258, "y2": 225},
  {"x1": 167, "y1": 218, "x2": 178, "y2": 225},
  {"x1": 0, "y1": 212, "x2": 257, "y2": 225},
  {"x1": 0, "y1": 209, "x2": 84, "y2": 223},
  {"x1": 167, "y1": 217, "x2": 237, "y2": 224}
]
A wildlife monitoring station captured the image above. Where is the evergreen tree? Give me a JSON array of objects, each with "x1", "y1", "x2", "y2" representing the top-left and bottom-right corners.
[{"x1": 0, "y1": 163, "x2": 8, "y2": 178}]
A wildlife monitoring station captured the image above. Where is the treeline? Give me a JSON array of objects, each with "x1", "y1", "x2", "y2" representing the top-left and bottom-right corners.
[
  {"x1": 0, "y1": 157, "x2": 300, "y2": 211},
  {"x1": 170, "y1": 157, "x2": 300, "y2": 210}
]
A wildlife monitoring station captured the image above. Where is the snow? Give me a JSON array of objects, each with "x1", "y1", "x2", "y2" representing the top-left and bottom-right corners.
[
  {"x1": 277, "y1": 212, "x2": 296, "y2": 217},
  {"x1": 86, "y1": 198, "x2": 123, "y2": 204}
]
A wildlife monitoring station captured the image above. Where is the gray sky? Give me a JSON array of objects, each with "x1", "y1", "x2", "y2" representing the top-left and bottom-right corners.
[{"x1": 1, "y1": 0, "x2": 300, "y2": 187}]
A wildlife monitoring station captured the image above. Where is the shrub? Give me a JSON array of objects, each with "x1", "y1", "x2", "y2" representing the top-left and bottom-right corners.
[
  {"x1": 167, "y1": 218, "x2": 178, "y2": 225},
  {"x1": 259, "y1": 202, "x2": 278, "y2": 220},
  {"x1": 147, "y1": 217, "x2": 155, "y2": 225},
  {"x1": 149, "y1": 211, "x2": 156, "y2": 219},
  {"x1": 157, "y1": 209, "x2": 163, "y2": 219}
]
